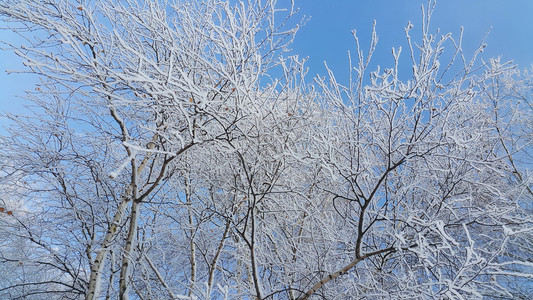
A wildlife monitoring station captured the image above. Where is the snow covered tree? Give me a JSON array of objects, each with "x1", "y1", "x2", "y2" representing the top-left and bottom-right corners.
[
  {"x1": 300, "y1": 18, "x2": 533, "y2": 299},
  {"x1": 0, "y1": 0, "x2": 303, "y2": 298},
  {"x1": 0, "y1": 0, "x2": 531, "y2": 299}
]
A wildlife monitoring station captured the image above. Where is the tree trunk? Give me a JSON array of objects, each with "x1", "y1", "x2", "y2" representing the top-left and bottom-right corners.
[
  {"x1": 86, "y1": 197, "x2": 130, "y2": 300},
  {"x1": 119, "y1": 200, "x2": 141, "y2": 299}
]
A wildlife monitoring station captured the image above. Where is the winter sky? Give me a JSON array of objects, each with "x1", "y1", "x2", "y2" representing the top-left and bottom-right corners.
[{"x1": 1, "y1": 0, "x2": 532, "y2": 129}]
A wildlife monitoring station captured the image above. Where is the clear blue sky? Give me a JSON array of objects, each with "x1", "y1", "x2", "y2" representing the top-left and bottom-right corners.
[
  {"x1": 1, "y1": 0, "x2": 533, "y2": 128},
  {"x1": 289, "y1": 0, "x2": 533, "y2": 79}
]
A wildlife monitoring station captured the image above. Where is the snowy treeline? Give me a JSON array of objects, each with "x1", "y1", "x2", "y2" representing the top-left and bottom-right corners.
[{"x1": 0, "y1": 0, "x2": 532, "y2": 299}]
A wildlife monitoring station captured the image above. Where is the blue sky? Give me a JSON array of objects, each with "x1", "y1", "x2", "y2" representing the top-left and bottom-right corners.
[
  {"x1": 289, "y1": 0, "x2": 533, "y2": 80},
  {"x1": 1, "y1": 0, "x2": 533, "y2": 128}
]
